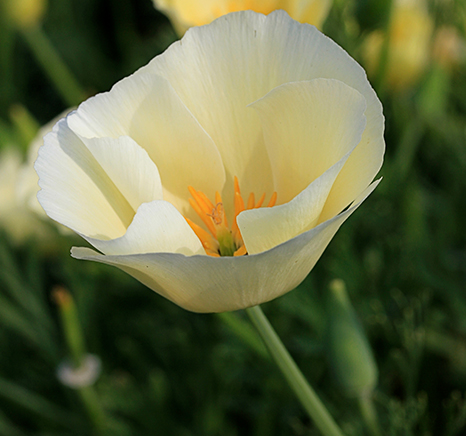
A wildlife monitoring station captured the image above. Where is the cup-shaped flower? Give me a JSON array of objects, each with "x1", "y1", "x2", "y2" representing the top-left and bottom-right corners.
[
  {"x1": 153, "y1": 0, "x2": 332, "y2": 34},
  {"x1": 35, "y1": 11, "x2": 384, "y2": 313}
]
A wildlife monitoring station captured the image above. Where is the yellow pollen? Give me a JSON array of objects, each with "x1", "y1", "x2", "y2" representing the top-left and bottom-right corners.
[{"x1": 186, "y1": 176, "x2": 277, "y2": 257}]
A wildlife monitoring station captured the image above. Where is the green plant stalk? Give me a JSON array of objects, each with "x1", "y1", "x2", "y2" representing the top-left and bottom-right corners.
[
  {"x1": 54, "y1": 288, "x2": 86, "y2": 368},
  {"x1": 9, "y1": 104, "x2": 40, "y2": 151},
  {"x1": 216, "y1": 312, "x2": 269, "y2": 359},
  {"x1": 0, "y1": 409, "x2": 23, "y2": 436},
  {"x1": 54, "y1": 288, "x2": 107, "y2": 434},
  {"x1": 358, "y1": 395, "x2": 381, "y2": 436},
  {"x1": 392, "y1": 118, "x2": 423, "y2": 184},
  {"x1": 78, "y1": 386, "x2": 106, "y2": 435},
  {"x1": 0, "y1": 376, "x2": 79, "y2": 429},
  {"x1": 245, "y1": 305, "x2": 345, "y2": 436},
  {"x1": 20, "y1": 26, "x2": 86, "y2": 107},
  {"x1": 374, "y1": 0, "x2": 394, "y2": 99}
]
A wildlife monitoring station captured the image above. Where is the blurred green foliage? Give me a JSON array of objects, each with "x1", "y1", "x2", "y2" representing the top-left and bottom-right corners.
[{"x1": 1, "y1": 0, "x2": 466, "y2": 435}]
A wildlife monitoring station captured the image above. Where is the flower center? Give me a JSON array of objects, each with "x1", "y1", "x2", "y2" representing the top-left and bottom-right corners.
[{"x1": 186, "y1": 176, "x2": 277, "y2": 257}]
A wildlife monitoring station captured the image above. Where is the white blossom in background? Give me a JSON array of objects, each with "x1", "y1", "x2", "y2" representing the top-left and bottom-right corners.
[
  {"x1": 0, "y1": 110, "x2": 72, "y2": 245},
  {"x1": 0, "y1": 146, "x2": 51, "y2": 244},
  {"x1": 57, "y1": 354, "x2": 102, "y2": 389}
]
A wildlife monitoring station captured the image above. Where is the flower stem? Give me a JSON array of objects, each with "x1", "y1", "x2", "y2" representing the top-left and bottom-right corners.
[
  {"x1": 216, "y1": 312, "x2": 269, "y2": 359},
  {"x1": 53, "y1": 287, "x2": 107, "y2": 434},
  {"x1": 20, "y1": 25, "x2": 87, "y2": 107},
  {"x1": 358, "y1": 395, "x2": 381, "y2": 436},
  {"x1": 53, "y1": 287, "x2": 86, "y2": 368},
  {"x1": 8, "y1": 104, "x2": 40, "y2": 151},
  {"x1": 78, "y1": 386, "x2": 107, "y2": 435},
  {"x1": 245, "y1": 305, "x2": 345, "y2": 436}
]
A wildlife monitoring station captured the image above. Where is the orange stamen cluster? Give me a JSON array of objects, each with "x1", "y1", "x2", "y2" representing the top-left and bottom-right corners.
[{"x1": 186, "y1": 176, "x2": 277, "y2": 257}]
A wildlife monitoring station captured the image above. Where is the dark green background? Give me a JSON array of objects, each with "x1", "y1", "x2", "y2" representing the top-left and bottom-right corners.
[{"x1": 1, "y1": 0, "x2": 466, "y2": 434}]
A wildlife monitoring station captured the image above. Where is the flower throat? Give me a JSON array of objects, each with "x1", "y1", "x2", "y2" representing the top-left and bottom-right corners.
[{"x1": 186, "y1": 177, "x2": 277, "y2": 257}]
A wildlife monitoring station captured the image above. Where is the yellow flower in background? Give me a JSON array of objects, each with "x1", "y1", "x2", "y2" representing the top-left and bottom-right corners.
[
  {"x1": 35, "y1": 11, "x2": 384, "y2": 313},
  {"x1": 2, "y1": 0, "x2": 48, "y2": 29},
  {"x1": 432, "y1": 26, "x2": 466, "y2": 71},
  {"x1": 362, "y1": 0, "x2": 433, "y2": 91},
  {"x1": 153, "y1": 0, "x2": 332, "y2": 34}
]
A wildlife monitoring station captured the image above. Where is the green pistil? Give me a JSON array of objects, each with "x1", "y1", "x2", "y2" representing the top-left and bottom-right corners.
[{"x1": 217, "y1": 228, "x2": 237, "y2": 257}]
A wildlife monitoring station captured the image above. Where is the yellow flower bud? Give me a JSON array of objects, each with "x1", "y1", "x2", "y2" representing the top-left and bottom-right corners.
[
  {"x1": 362, "y1": 0, "x2": 433, "y2": 92},
  {"x1": 432, "y1": 26, "x2": 466, "y2": 71},
  {"x1": 153, "y1": 0, "x2": 332, "y2": 35},
  {"x1": 325, "y1": 279, "x2": 378, "y2": 397},
  {"x1": 2, "y1": 0, "x2": 47, "y2": 29}
]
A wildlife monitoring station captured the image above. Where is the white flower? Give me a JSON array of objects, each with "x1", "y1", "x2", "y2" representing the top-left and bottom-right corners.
[
  {"x1": 57, "y1": 354, "x2": 102, "y2": 388},
  {"x1": 0, "y1": 109, "x2": 73, "y2": 245},
  {"x1": 35, "y1": 11, "x2": 384, "y2": 313},
  {"x1": 0, "y1": 147, "x2": 50, "y2": 244}
]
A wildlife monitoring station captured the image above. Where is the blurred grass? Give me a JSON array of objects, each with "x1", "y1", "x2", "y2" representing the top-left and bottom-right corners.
[{"x1": 1, "y1": 0, "x2": 466, "y2": 434}]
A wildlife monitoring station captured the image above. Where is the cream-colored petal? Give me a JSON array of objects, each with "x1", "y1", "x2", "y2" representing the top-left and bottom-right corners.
[
  {"x1": 83, "y1": 200, "x2": 205, "y2": 257},
  {"x1": 124, "y1": 75, "x2": 225, "y2": 214},
  {"x1": 68, "y1": 73, "x2": 225, "y2": 215},
  {"x1": 17, "y1": 108, "x2": 74, "y2": 216},
  {"x1": 66, "y1": 73, "x2": 155, "y2": 139},
  {"x1": 35, "y1": 119, "x2": 133, "y2": 240},
  {"x1": 250, "y1": 79, "x2": 367, "y2": 204},
  {"x1": 148, "y1": 10, "x2": 383, "y2": 213},
  {"x1": 77, "y1": 135, "x2": 163, "y2": 212},
  {"x1": 149, "y1": 12, "x2": 281, "y2": 200},
  {"x1": 71, "y1": 180, "x2": 380, "y2": 313},
  {"x1": 237, "y1": 149, "x2": 353, "y2": 255}
]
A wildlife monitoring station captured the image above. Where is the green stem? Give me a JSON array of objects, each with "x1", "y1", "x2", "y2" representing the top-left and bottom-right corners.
[
  {"x1": 78, "y1": 386, "x2": 107, "y2": 435},
  {"x1": 20, "y1": 25, "x2": 87, "y2": 106},
  {"x1": 0, "y1": 375, "x2": 78, "y2": 429},
  {"x1": 392, "y1": 117, "x2": 424, "y2": 184},
  {"x1": 371, "y1": 0, "x2": 394, "y2": 100},
  {"x1": 9, "y1": 103, "x2": 40, "y2": 151},
  {"x1": 358, "y1": 395, "x2": 381, "y2": 436},
  {"x1": 54, "y1": 287, "x2": 86, "y2": 368},
  {"x1": 53, "y1": 288, "x2": 107, "y2": 434},
  {"x1": 245, "y1": 305, "x2": 345, "y2": 436},
  {"x1": 216, "y1": 312, "x2": 269, "y2": 359}
]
